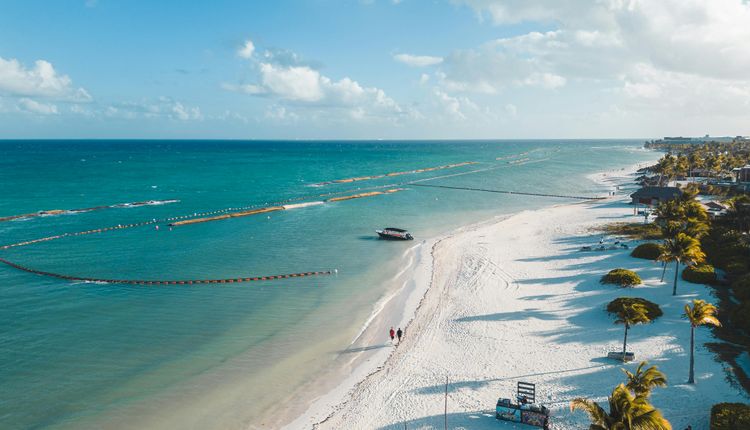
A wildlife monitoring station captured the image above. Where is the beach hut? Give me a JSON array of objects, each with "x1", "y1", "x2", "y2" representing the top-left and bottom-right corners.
[
  {"x1": 630, "y1": 186, "x2": 682, "y2": 207},
  {"x1": 630, "y1": 186, "x2": 682, "y2": 217}
]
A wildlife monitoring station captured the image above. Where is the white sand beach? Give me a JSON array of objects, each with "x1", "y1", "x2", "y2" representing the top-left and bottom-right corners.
[{"x1": 287, "y1": 165, "x2": 747, "y2": 430}]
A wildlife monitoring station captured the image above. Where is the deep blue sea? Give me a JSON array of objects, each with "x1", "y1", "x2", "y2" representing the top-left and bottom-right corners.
[{"x1": 0, "y1": 140, "x2": 656, "y2": 429}]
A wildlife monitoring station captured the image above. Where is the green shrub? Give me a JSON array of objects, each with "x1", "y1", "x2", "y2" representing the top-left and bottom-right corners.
[
  {"x1": 606, "y1": 297, "x2": 663, "y2": 321},
  {"x1": 730, "y1": 303, "x2": 750, "y2": 334},
  {"x1": 732, "y1": 274, "x2": 750, "y2": 302},
  {"x1": 682, "y1": 264, "x2": 717, "y2": 284},
  {"x1": 630, "y1": 243, "x2": 662, "y2": 260},
  {"x1": 702, "y1": 228, "x2": 749, "y2": 272},
  {"x1": 601, "y1": 268, "x2": 642, "y2": 287},
  {"x1": 726, "y1": 260, "x2": 749, "y2": 279},
  {"x1": 711, "y1": 403, "x2": 750, "y2": 430},
  {"x1": 601, "y1": 223, "x2": 662, "y2": 240}
]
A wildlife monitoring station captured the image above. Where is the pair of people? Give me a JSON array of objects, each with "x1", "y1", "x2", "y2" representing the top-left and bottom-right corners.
[{"x1": 389, "y1": 327, "x2": 403, "y2": 343}]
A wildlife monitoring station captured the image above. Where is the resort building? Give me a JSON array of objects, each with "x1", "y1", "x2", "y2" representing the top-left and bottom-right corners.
[
  {"x1": 630, "y1": 186, "x2": 682, "y2": 207},
  {"x1": 700, "y1": 201, "x2": 728, "y2": 218},
  {"x1": 732, "y1": 165, "x2": 750, "y2": 183}
]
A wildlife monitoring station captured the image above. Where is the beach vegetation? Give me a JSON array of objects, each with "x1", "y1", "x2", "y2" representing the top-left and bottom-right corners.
[
  {"x1": 612, "y1": 302, "x2": 652, "y2": 361},
  {"x1": 701, "y1": 227, "x2": 747, "y2": 275},
  {"x1": 601, "y1": 223, "x2": 662, "y2": 240},
  {"x1": 631, "y1": 243, "x2": 663, "y2": 260},
  {"x1": 622, "y1": 361, "x2": 667, "y2": 398},
  {"x1": 607, "y1": 298, "x2": 662, "y2": 321},
  {"x1": 645, "y1": 138, "x2": 750, "y2": 182},
  {"x1": 602, "y1": 268, "x2": 642, "y2": 287},
  {"x1": 731, "y1": 274, "x2": 750, "y2": 301},
  {"x1": 658, "y1": 233, "x2": 705, "y2": 295},
  {"x1": 655, "y1": 203, "x2": 709, "y2": 240},
  {"x1": 730, "y1": 302, "x2": 750, "y2": 333},
  {"x1": 711, "y1": 403, "x2": 750, "y2": 430},
  {"x1": 685, "y1": 299, "x2": 721, "y2": 384},
  {"x1": 570, "y1": 383, "x2": 671, "y2": 430},
  {"x1": 681, "y1": 264, "x2": 717, "y2": 285},
  {"x1": 645, "y1": 140, "x2": 750, "y2": 378},
  {"x1": 725, "y1": 261, "x2": 749, "y2": 279}
]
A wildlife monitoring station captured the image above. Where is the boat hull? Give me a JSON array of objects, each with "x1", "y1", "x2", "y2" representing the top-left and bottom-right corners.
[{"x1": 376, "y1": 231, "x2": 413, "y2": 240}]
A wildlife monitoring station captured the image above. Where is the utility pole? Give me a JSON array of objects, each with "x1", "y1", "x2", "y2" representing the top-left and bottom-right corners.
[{"x1": 444, "y1": 376, "x2": 448, "y2": 430}]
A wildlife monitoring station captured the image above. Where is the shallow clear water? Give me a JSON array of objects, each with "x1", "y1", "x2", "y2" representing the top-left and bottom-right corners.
[{"x1": 0, "y1": 140, "x2": 655, "y2": 429}]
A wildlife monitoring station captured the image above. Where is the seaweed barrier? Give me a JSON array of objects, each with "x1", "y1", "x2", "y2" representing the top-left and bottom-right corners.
[
  {"x1": 0, "y1": 200, "x2": 179, "y2": 223},
  {"x1": 168, "y1": 189, "x2": 404, "y2": 227},
  {"x1": 311, "y1": 161, "x2": 477, "y2": 186},
  {"x1": 0, "y1": 257, "x2": 332, "y2": 285},
  {"x1": 409, "y1": 183, "x2": 606, "y2": 200}
]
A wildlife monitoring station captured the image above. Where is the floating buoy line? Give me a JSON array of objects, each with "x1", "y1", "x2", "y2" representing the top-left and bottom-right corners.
[{"x1": 0, "y1": 257, "x2": 332, "y2": 285}]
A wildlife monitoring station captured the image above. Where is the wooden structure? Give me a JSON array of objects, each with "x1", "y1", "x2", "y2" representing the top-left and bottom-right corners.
[{"x1": 495, "y1": 381, "x2": 550, "y2": 429}]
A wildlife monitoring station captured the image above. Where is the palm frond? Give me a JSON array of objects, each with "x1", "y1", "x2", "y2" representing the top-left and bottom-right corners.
[
  {"x1": 571, "y1": 397, "x2": 609, "y2": 425},
  {"x1": 685, "y1": 299, "x2": 721, "y2": 328},
  {"x1": 622, "y1": 361, "x2": 667, "y2": 397}
]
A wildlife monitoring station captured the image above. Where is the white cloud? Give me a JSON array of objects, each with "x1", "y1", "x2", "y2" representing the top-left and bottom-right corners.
[
  {"x1": 434, "y1": 89, "x2": 465, "y2": 120},
  {"x1": 171, "y1": 102, "x2": 202, "y2": 120},
  {"x1": 105, "y1": 97, "x2": 203, "y2": 121},
  {"x1": 257, "y1": 63, "x2": 325, "y2": 102},
  {"x1": 393, "y1": 53, "x2": 443, "y2": 67},
  {"x1": 237, "y1": 40, "x2": 255, "y2": 59},
  {"x1": 70, "y1": 104, "x2": 96, "y2": 117},
  {"x1": 619, "y1": 63, "x2": 750, "y2": 116},
  {"x1": 265, "y1": 105, "x2": 298, "y2": 121},
  {"x1": 18, "y1": 98, "x2": 58, "y2": 115},
  {"x1": 429, "y1": 0, "x2": 750, "y2": 132},
  {"x1": 0, "y1": 57, "x2": 91, "y2": 102},
  {"x1": 453, "y1": 0, "x2": 750, "y2": 82},
  {"x1": 518, "y1": 72, "x2": 566, "y2": 89},
  {"x1": 225, "y1": 51, "x2": 409, "y2": 122}
]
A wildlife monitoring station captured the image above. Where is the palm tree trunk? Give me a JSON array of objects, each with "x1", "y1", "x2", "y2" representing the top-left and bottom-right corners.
[
  {"x1": 673, "y1": 260, "x2": 680, "y2": 296},
  {"x1": 622, "y1": 323, "x2": 629, "y2": 362},
  {"x1": 660, "y1": 261, "x2": 667, "y2": 282},
  {"x1": 688, "y1": 325, "x2": 696, "y2": 384}
]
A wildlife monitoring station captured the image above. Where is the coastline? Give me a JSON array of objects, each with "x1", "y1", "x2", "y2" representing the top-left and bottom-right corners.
[
  {"x1": 274, "y1": 161, "x2": 636, "y2": 429},
  {"x1": 289, "y1": 159, "x2": 747, "y2": 430}
]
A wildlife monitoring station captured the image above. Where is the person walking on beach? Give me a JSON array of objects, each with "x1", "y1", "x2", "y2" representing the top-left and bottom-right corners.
[
  {"x1": 396, "y1": 328, "x2": 403, "y2": 343},
  {"x1": 389, "y1": 327, "x2": 395, "y2": 342}
]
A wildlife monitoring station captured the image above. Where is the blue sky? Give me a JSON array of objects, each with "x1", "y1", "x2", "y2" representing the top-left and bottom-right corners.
[{"x1": 1, "y1": 0, "x2": 749, "y2": 139}]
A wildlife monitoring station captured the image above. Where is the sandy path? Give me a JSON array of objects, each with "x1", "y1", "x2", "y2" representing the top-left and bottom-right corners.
[{"x1": 315, "y1": 168, "x2": 747, "y2": 430}]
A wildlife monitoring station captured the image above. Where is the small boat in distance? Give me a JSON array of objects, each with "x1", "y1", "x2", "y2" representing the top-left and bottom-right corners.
[{"x1": 376, "y1": 227, "x2": 414, "y2": 240}]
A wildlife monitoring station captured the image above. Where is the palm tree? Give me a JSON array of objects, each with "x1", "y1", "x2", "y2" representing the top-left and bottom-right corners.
[
  {"x1": 571, "y1": 384, "x2": 672, "y2": 429},
  {"x1": 659, "y1": 233, "x2": 705, "y2": 295},
  {"x1": 613, "y1": 302, "x2": 651, "y2": 361},
  {"x1": 622, "y1": 361, "x2": 667, "y2": 397},
  {"x1": 684, "y1": 300, "x2": 721, "y2": 384},
  {"x1": 726, "y1": 199, "x2": 750, "y2": 234},
  {"x1": 688, "y1": 152, "x2": 704, "y2": 177},
  {"x1": 656, "y1": 199, "x2": 708, "y2": 239},
  {"x1": 653, "y1": 154, "x2": 676, "y2": 186}
]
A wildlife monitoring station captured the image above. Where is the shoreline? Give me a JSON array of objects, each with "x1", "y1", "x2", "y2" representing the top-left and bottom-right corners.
[
  {"x1": 299, "y1": 158, "x2": 747, "y2": 430},
  {"x1": 277, "y1": 161, "x2": 654, "y2": 429}
]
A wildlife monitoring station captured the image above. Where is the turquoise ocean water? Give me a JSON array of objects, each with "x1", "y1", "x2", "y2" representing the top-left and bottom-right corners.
[{"x1": 0, "y1": 140, "x2": 656, "y2": 429}]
